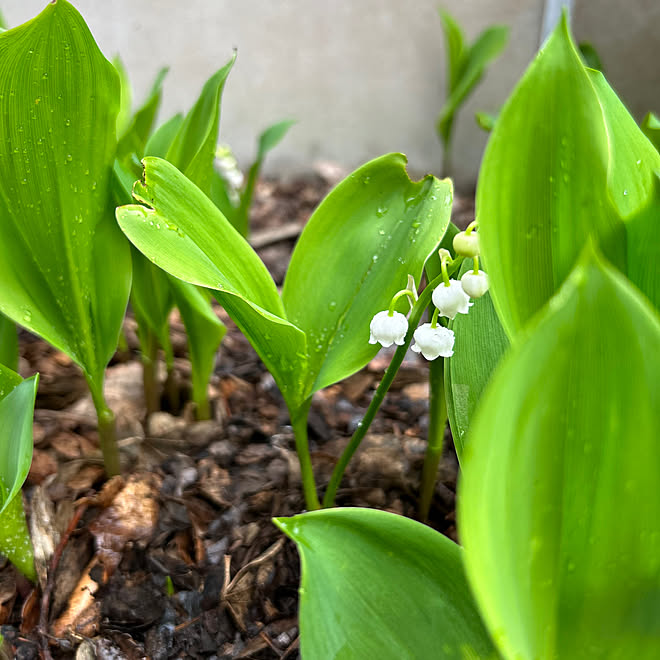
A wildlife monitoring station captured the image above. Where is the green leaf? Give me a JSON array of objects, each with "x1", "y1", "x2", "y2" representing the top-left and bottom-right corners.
[
  {"x1": 477, "y1": 14, "x2": 627, "y2": 338},
  {"x1": 282, "y1": 153, "x2": 452, "y2": 395},
  {"x1": 0, "y1": 313, "x2": 18, "y2": 372},
  {"x1": 0, "y1": 365, "x2": 38, "y2": 581},
  {"x1": 168, "y1": 277, "x2": 226, "y2": 419},
  {"x1": 116, "y1": 66, "x2": 168, "y2": 161},
  {"x1": 585, "y1": 71, "x2": 660, "y2": 312},
  {"x1": 130, "y1": 246, "x2": 174, "y2": 363},
  {"x1": 275, "y1": 508, "x2": 498, "y2": 659},
  {"x1": 0, "y1": 0, "x2": 130, "y2": 399},
  {"x1": 459, "y1": 247, "x2": 660, "y2": 659},
  {"x1": 445, "y1": 263, "x2": 509, "y2": 460},
  {"x1": 234, "y1": 119, "x2": 295, "y2": 237},
  {"x1": 641, "y1": 112, "x2": 660, "y2": 153},
  {"x1": 116, "y1": 157, "x2": 308, "y2": 411},
  {"x1": 439, "y1": 10, "x2": 467, "y2": 95},
  {"x1": 166, "y1": 55, "x2": 235, "y2": 194},
  {"x1": 113, "y1": 55, "x2": 132, "y2": 138},
  {"x1": 437, "y1": 23, "x2": 508, "y2": 146},
  {"x1": 145, "y1": 113, "x2": 184, "y2": 159}
]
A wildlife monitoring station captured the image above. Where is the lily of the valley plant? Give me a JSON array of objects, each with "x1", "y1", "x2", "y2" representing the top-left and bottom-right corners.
[{"x1": 277, "y1": 13, "x2": 660, "y2": 659}]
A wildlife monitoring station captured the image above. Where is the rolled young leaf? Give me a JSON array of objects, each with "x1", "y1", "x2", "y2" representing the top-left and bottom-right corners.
[
  {"x1": 165, "y1": 55, "x2": 235, "y2": 196},
  {"x1": 0, "y1": 365, "x2": 38, "y2": 581},
  {"x1": 0, "y1": 1, "x2": 130, "y2": 448},
  {"x1": 459, "y1": 246, "x2": 660, "y2": 659},
  {"x1": 232, "y1": 119, "x2": 296, "y2": 237},
  {"x1": 282, "y1": 153, "x2": 452, "y2": 396},
  {"x1": 437, "y1": 22, "x2": 508, "y2": 148},
  {"x1": 116, "y1": 66, "x2": 169, "y2": 162},
  {"x1": 275, "y1": 508, "x2": 498, "y2": 659}
]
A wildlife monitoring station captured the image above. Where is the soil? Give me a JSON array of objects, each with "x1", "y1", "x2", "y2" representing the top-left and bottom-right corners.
[{"x1": 1, "y1": 166, "x2": 475, "y2": 660}]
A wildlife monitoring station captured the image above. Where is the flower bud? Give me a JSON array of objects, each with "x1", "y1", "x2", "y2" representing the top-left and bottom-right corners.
[
  {"x1": 453, "y1": 231, "x2": 480, "y2": 258},
  {"x1": 461, "y1": 270, "x2": 489, "y2": 298},
  {"x1": 431, "y1": 280, "x2": 472, "y2": 319},
  {"x1": 411, "y1": 323, "x2": 455, "y2": 360},
  {"x1": 368, "y1": 311, "x2": 408, "y2": 348}
]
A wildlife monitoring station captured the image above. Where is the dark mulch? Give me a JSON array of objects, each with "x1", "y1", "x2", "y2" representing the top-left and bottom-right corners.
[{"x1": 1, "y1": 169, "x2": 474, "y2": 659}]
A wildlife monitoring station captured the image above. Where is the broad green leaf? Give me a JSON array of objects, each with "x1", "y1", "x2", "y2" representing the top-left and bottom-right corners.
[
  {"x1": 145, "y1": 113, "x2": 184, "y2": 159},
  {"x1": 0, "y1": 313, "x2": 18, "y2": 371},
  {"x1": 282, "y1": 153, "x2": 452, "y2": 395},
  {"x1": 166, "y1": 55, "x2": 235, "y2": 194},
  {"x1": 475, "y1": 110, "x2": 497, "y2": 132},
  {"x1": 0, "y1": 0, "x2": 130, "y2": 397},
  {"x1": 0, "y1": 365, "x2": 38, "y2": 581},
  {"x1": 234, "y1": 119, "x2": 295, "y2": 236},
  {"x1": 116, "y1": 157, "x2": 308, "y2": 411},
  {"x1": 113, "y1": 55, "x2": 132, "y2": 138},
  {"x1": 169, "y1": 277, "x2": 226, "y2": 418},
  {"x1": 460, "y1": 247, "x2": 660, "y2": 659},
  {"x1": 437, "y1": 24, "x2": 508, "y2": 146},
  {"x1": 587, "y1": 70, "x2": 660, "y2": 222},
  {"x1": 445, "y1": 263, "x2": 509, "y2": 460},
  {"x1": 586, "y1": 71, "x2": 660, "y2": 311},
  {"x1": 641, "y1": 112, "x2": 660, "y2": 153},
  {"x1": 116, "y1": 66, "x2": 168, "y2": 161},
  {"x1": 275, "y1": 508, "x2": 498, "y2": 659},
  {"x1": 477, "y1": 14, "x2": 626, "y2": 338}
]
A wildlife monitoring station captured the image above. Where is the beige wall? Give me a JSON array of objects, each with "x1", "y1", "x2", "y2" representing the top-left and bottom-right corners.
[{"x1": 4, "y1": 1, "x2": 659, "y2": 191}]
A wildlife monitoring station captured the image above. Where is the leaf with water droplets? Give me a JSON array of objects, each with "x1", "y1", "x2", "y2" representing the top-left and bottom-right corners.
[
  {"x1": 282, "y1": 153, "x2": 452, "y2": 395},
  {"x1": 0, "y1": 0, "x2": 130, "y2": 403},
  {"x1": 477, "y1": 15, "x2": 658, "y2": 337}
]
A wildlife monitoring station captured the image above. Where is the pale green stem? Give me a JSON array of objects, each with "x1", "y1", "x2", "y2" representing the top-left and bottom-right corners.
[
  {"x1": 388, "y1": 288, "x2": 417, "y2": 315},
  {"x1": 419, "y1": 356, "x2": 447, "y2": 522},
  {"x1": 322, "y1": 273, "x2": 447, "y2": 508},
  {"x1": 193, "y1": 380, "x2": 211, "y2": 421},
  {"x1": 291, "y1": 399, "x2": 321, "y2": 510},
  {"x1": 142, "y1": 330, "x2": 160, "y2": 422},
  {"x1": 465, "y1": 220, "x2": 478, "y2": 235},
  {"x1": 89, "y1": 383, "x2": 121, "y2": 477},
  {"x1": 473, "y1": 256, "x2": 480, "y2": 274}
]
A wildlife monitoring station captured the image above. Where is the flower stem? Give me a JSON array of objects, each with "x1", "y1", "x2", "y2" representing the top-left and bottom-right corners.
[
  {"x1": 291, "y1": 399, "x2": 321, "y2": 511},
  {"x1": 322, "y1": 272, "x2": 446, "y2": 508},
  {"x1": 418, "y1": 357, "x2": 447, "y2": 522}
]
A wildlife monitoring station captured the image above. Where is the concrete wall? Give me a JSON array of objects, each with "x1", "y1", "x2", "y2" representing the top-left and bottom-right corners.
[{"x1": 4, "y1": 1, "x2": 659, "y2": 191}]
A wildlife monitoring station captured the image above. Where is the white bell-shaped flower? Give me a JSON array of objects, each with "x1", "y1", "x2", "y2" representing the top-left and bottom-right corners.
[
  {"x1": 461, "y1": 270, "x2": 489, "y2": 298},
  {"x1": 411, "y1": 323, "x2": 455, "y2": 360},
  {"x1": 431, "y1": 280, "x2": 472, "y2": 319},
  {"x1": 369, "y1": 310, "x2": 408, "y2": 347}
]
